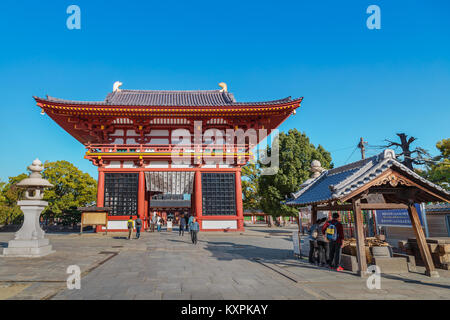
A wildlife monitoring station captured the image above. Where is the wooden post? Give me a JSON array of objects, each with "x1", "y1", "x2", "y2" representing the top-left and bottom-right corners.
[
  {"x1": 296, "y1": 212, "x2": 302, "y2": 258},
  {"x1": 407, "y1": 203, "x2": 439, "y2": 277},
  {"x1": 352, "y1": 198, "x2": 368, "y2": 276},
  {"x1": 311, "y1": 205, "x2": 318, "y2": 224},
  {"x1": 235, "y1": 168, "x2": 244, "y2": 231},
  {"x1": 144, "y1": 191, "x2": 149, "y2": 229}
]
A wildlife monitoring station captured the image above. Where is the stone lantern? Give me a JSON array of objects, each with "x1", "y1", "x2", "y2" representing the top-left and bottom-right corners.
[{"x1": 2, "y1": 159, "x2": 55, "y2": 257}]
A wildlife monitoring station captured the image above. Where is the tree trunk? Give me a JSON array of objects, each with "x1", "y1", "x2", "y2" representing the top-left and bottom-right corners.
[
  {"x1": 398, "y1": 133, "x2": 414, "y2": 170},
  {"x1": 268, "y1": 215, "x2": 274, "y2": 227}
]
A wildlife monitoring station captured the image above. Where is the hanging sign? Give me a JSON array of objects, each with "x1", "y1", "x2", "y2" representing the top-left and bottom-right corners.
[{"x1": 375, "y1": 204, "x2": 424, "y2": 227}]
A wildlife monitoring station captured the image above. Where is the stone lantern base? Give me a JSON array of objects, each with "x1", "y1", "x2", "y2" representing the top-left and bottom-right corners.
[
  {"x1": 2, "y1": 200, "x2": 55, "y2": 258},
  {"x1": 2, "y1": 238, "x2": 54, "y2": 257}
]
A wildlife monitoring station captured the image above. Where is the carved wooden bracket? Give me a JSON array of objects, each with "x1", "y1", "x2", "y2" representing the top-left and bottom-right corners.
[
  {"x1": 134, "y1": 157, "x2": 145, "y2": 168},
  {"x1": 374, "y1": 173, "x2": 413, "y2": 188},
  {"x1": 93, "y1": 157, "x2": 104, "y2": 167}
]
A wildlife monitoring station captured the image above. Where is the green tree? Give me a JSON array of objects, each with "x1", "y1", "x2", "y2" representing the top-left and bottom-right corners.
[
  {"x1": 258, "y1": 129, "x2": 333, "y2": 218},
  {"x1": 0, "y1": 173, "x2": 27, "y2": 225},
  {"x1": 418, "y1": 138, "x2": 450, "y2": 190},
  {"x1": 242, "y1": 162, "x2": 261, "y2": 211},
  {"x1": 41, "y1": 161, "x2": 97, "y2": 220}
]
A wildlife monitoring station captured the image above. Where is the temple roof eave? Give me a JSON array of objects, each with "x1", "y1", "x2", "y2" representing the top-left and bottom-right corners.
[{"x1": 33, "y1": 96, "x2": 303, "y2": 110}]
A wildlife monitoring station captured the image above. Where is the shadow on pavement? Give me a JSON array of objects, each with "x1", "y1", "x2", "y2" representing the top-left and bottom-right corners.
[
  {"x1": 381, "y1": 273, "x2": 450, "y2": 290},
  {"x1": 204, "y1": 240, "x2": 298, "y2": 262}
]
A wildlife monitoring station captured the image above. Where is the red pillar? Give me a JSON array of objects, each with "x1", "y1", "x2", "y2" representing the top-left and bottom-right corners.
[
  {"x1": 194, "y1": 170, "x2": 203, "y2": 229},
  {"x1": 96, "y1": 170, "x2": 105, "y2": 233},
  {"x1": 97, "y1": 170, "x2": 105, "y2": 207},
  {"x1": 235, "y1": 168, "x2": 244, "y2": 231},
  {"x1": 138, "y1": 171, "x2": 145, "y2": 222}
]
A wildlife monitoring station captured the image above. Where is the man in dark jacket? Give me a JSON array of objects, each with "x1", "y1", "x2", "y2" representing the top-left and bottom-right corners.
[
  {"x1": 179, "y1": 214, "x2": 186, "y2": 236},
  {"x1": 322, "y1": 212, "x2": 345, "y2": 271},
  {"x1": 135, "y1": 216, "x2": 142, "y2": 239}
]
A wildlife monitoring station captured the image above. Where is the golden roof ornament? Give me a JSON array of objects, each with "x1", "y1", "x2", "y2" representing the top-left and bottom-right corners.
[
  {"x1": 113, "y1": 81, "x2": 123, "y2": 92},
  {"x1": 218, "y1": 82, "x2": 228, "y2": 92}
]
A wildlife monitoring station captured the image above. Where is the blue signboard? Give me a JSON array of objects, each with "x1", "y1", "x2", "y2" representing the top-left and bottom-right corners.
[{"x1": 375, "y1": 204, "x2": 424, "y2": 227}]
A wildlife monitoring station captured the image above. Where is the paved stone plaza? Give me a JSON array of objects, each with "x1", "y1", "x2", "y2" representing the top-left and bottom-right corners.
[{"x1": 0, "y1": 225, "x2": 449, "y2": 300}]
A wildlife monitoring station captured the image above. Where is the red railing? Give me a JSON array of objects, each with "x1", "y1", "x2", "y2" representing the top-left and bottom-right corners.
[{"x1": 85, "y1": 143, "x2": 249, "y2": 154}]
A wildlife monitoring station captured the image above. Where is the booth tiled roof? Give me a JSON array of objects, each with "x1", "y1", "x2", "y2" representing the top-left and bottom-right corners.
[
  {"x1": 38, "y1": 89, "x2": 297, "y2": 107},
  {"x1": 426, "y1": 203, "x2": 450, "y2": 213},
  {"x1": 286, "y1": 149, "x2": 450, "y2": 206}
]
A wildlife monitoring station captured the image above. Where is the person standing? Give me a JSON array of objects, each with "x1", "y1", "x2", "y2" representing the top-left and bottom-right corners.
[
  {"x1": 308, "y1": 220, "x2": 320, "y2": 264},
  {"x1": 127, "y1": 216, "x2": 134, "y2": 240},
  {"x1": 179, "y1": 214, "x2": 186, "y2": 236},
  {"x1": 316, "y1": 218, "x2": 329, "y2": 267},
  {"x1": 322, "y1": 212, "x2": 345, "y2": 271},
  {"x1": 167, "y1": 217, "x2": 173, "y2": 232},
  {"x1": 135, "y1": 216, "x2": 142, "y2": 239},
  {"x1": 156, "y1": 215, "x2": 162, "y2": 232},
  {"x1": 151, "y1": 213, "x2": 157, "y2": 232},
  {"x1": 190, "y1": 217, "x2": 199, "y2": 244}
]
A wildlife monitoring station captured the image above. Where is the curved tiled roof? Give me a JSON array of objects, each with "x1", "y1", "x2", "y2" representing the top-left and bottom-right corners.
[
  {"x1": 425, "y1": 203, "x2": 450, "y2": 212},
  {"x1": 286, "y1": 149, "x2": 450, "y2": 206},
  {"x1": 37, "y1": 88, "x2": 298, "y2": 107}
]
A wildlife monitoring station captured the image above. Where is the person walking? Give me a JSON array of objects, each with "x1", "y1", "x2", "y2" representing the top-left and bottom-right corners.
[
  {"x1": 156, "y1": 215, "x2": 162, "y2": 232},
  {"x1": 322, "y1": 212, "x2": 345, "y2": 271},
  {"x1": 127, "y1": 216, "x2": 134, "y2": 240},
  {"x1": 190, "y1": 217, "x2": 199, "y2": 244},
  {"x1": 316, "y1": 218, "x2": 329, "y2": 267},
  {"x1": 188, "y1": 214, "x2": 194, "y2": 232},
  {"x1": 179, "y1": 214, "x2": 186, "y2": 236},
  {"x1": 135, "y1": 216, "x2": 142, "y2": 239}
]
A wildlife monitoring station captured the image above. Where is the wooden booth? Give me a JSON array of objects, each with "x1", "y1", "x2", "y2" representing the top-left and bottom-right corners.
[
  {"x1": 78, "y1": 207, "x2": 111, "y2": 234},
  {"x1": 287, "y1": 149, "x2": 450, "y2": 277}
]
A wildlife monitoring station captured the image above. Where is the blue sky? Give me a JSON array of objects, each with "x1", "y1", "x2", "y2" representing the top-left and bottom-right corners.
[{"x1": 0, "y1": 0, "x2": 449, "y2": 181}]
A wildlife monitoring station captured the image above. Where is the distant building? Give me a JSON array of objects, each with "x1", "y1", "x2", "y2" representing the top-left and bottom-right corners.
[{"x1": 243, "y1": 210, "x2": 269, "y2": 224}]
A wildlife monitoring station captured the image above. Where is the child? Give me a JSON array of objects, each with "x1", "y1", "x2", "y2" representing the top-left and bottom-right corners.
[{"x1": 127, "y1": 216, "x2": 134, "y2": 240}]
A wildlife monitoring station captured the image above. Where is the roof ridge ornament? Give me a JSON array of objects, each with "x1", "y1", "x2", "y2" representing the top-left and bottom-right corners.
[
  {"x1": 113, "y1": 81, "x2": 123, "y2": 92},
  {"x1": 218, "y1": 82, "x2": 228, "y2": 93},
  {"x1": 310, "y1": 160, "x2": 324, "y2": 178},
  {"x1": 383, "y1": 149, "x2": 396, "y2": 160}
]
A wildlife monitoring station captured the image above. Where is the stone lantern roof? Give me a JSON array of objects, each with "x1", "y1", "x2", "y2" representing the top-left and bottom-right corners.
[{"x1": 16, "y1": 159, "x2": 53, "y2": 200}]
